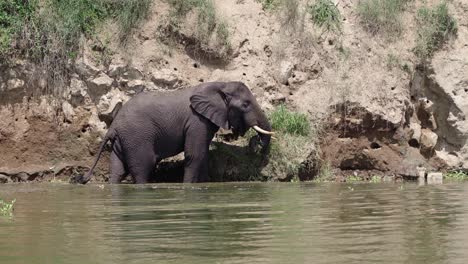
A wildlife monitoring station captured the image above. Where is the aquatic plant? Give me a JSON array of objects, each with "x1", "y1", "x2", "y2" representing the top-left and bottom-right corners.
[
  {"x1": 0, "y1": 199, "x2": 15, "y2": 216},
  {"x1": 444, "y1": 170, "x2": 468, "y2": 181}
]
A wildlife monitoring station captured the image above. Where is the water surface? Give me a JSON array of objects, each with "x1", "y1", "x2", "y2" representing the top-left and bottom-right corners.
[{"x1": 1, "y1": 182, "x2": 468, "y2": 264}]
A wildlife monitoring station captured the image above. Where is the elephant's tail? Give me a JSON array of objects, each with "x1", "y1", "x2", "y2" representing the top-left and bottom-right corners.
[{"x1": 70, "y1": 130, "x2": 114, "y2": 184}]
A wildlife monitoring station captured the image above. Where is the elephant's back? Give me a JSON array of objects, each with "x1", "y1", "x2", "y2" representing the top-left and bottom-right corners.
[{"x1": 111, "y1": 89, "x2": 191, "y2": 154}]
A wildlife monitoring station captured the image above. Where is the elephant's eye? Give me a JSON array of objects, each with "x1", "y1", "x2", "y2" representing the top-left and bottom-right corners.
[{"x1": 242, "y1": 101, "x2": 250, "y2": 109}]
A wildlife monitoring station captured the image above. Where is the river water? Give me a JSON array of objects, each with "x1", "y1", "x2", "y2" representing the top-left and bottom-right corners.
[{"x1": 1, "y1": 182, "x2": 468, "y2": 264}]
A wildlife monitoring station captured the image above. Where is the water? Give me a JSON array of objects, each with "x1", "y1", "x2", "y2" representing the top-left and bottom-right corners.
[{"x1": 1, "y1": 182, "x2": 468, "y2": 264}]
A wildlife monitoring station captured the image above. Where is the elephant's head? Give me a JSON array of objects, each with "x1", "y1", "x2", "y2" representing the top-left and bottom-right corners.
[{"x1": 190, "y1": 81, "x2": 273, "y2": 154}]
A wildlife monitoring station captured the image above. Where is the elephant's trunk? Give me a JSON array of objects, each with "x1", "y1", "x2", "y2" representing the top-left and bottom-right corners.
[{"x1": 252, "y1": 110, "x2": 272, "y2": 156}]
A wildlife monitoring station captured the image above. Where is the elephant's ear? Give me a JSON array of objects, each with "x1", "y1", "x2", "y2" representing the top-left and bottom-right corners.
[{"x1": 190, "y1": 82, "x2": 229, "y2": 129}]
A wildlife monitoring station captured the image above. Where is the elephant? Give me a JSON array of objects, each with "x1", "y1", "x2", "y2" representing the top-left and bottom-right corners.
[{"x1": 73, "y1": 81, "x2": 274, "y2": 184}]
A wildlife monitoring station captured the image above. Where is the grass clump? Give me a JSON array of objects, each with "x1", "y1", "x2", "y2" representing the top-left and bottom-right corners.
[
  {"x1": 270, "y1": 104, "x2": 310, "y2": 136},
  {"x1": 444, "y1": 170, "x2": 468, "y2": 181},
  {"x1": 265, "y1": 105, "x2": 315, "y2": 180},
  {"x1": 113, "y1": 0, "x2": 152, "y2": 42},
  {"x1": 0, "y1": 199, "x2": 15, "y2": 217},
  {"x1": 357, "y1": 0, "x2": 411, "y2": 38},
  {"x1": 308, "y1": 0, "x2": 342, "y2": 34},
  {"x1": 414, "y1": 2, "x2": 457, "y2": 59},
  {"x1": 167, "y1": 0, "x2": 231, "y2": 53},
  {"x1": 256, "y1": 0, "x2": 282, "y2": 10},
  {"x1": 210, "y1": 105, "x2": 316, "y2": 182}
]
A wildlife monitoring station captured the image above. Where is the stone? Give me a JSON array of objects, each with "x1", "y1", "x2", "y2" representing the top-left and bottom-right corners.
[
  {"x1": 108, "y1": 59, "x2": 127, "y2": 77},
  {"x1": 69, "y1": 78, "x2": 88, "y2": 107},
  {"x1": 97, "y1": 89, "x2": 129, "y2": 126},
  {"x1": 7, "y1": 78, "x2": 25, "y2": 90},
  {"x1": 427, "y1": 172, "x2": 443, "y2": 184},
  {"x1": 289, "y1": 71, "x2": 309, "y2": 86},
  {"x1": 126, "y1": 80, "x2": 146, "y2": 93},
  {"x1": 408, "y1": 122, "x2": 421, "y2": 147},
  {"x1": 124, "y1": 66, "x2": 144, "y2": 80},
  {"x1": 277, "y1": 61, "x2": 294, "y2": 85},
  {"x1": 420, "y1": 129, "x2": 438, "y2": 156},
  {"x1": 62, "y1": 101, "x2": 75, "y2": 122},
  {"x1": 86, "y1": 73, "x2": 115, "y2": 102},
  {"x1": 0, "y1": 174, "x2": 11, "y2": 184},
  {"x1": 435, "y1": 150, "x2": 461, "y2": 168},
  {"x1": 75, "y1": 57, "x2": 100, "y2": 78},
  {"x1": 151, "y1": 69, "x2": 186, "y2": 90},
  {"x1": 15, "y1": 172, "x2": 30, "y2": 182}
]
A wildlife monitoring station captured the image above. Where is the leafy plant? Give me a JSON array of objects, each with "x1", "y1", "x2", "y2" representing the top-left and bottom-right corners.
[
  {"x1": 0, "y1": 199, "x2": 15, "y2": 216},
  {"x1": 308, "y1": 0, "x2": 342, "y2": 34},
  {"x1": 270, "y1": 105, "x2": 310, "y2": 136},
  {"x1": 414, "y1": 2, "x2": 457, "y2": 58}
]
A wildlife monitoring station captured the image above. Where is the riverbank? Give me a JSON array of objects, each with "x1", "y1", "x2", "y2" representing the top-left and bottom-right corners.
[{"x1": 1, "y1": 0, "x2": 467, "y2": 183}]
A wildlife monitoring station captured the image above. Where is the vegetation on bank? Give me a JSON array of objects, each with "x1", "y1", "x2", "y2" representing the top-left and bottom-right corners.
[
  {"x1": 415, "y1": 2, "x2": 457, "y2": 58},
  {"x1": 357, "y1": 0, "x2": 411, "y2": 38},
  {"x1": 267, "y1": 105, "x2": 315, "y2": 180},
  {"x1": 0, "y1": 0, "x2": 151, "y2": 88},
  {"x1": 167, "y1": 0, "x2": 231, "y2": 57},
  {"x1": 210, "y1": 105, "x2": 315, "y2": 182},
  {"x1": 308, "y1": 0, "x2": 342, "y2": 34},
  {"x1": 0, "y1": 199, "x2": 15, "y2": 217}
]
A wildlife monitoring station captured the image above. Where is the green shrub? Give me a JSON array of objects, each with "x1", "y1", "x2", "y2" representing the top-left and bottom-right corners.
[
  {"x1": 0, "y1": 0, "x2": 152, "y2": 90},
  {"x1": 357, "y1": 0, "x2": 410, "y2": 37},
  {"x1": 414, "y1": 2, "x2": 457, "y2": 58},
  {"x1": 0, "y1": 0, "x2": 37, "y2": 58},
  {"x1": 0, "y1": 199, "x2": 15, "y2": 216},
  {"x1": 308, "y1": 0, "x2": 342, "y2": 33},
  {"x1": 270, "y1": 105, "x2": 310, "y2": 136}
]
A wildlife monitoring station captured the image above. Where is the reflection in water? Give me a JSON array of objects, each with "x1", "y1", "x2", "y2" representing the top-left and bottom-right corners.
[{"x1": 1, "y1": 182, "x2": 468, "y2": 264}]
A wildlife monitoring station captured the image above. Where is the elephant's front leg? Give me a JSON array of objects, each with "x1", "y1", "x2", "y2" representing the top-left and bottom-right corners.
[
  {"x1": 183, "y1": 124, "x2": 216, "y2": 183},
  {"x1": 183, "y1": 149, "x2": 209, "y2": 183}
]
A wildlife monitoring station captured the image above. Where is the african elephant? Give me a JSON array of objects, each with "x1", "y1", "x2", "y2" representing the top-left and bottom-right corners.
[{"x1": 73, "y1": 81, "x2": 273, "y2": 184}]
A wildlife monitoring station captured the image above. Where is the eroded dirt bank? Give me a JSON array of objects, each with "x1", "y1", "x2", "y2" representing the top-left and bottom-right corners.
[{"x1": 1, "y1": 0, "x2": 467, "y2": 183}]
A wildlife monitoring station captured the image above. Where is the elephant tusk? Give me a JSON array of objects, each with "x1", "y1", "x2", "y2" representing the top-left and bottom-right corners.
[{"x1": 253, "y1": 125, "x2": 275, "y2": 135}]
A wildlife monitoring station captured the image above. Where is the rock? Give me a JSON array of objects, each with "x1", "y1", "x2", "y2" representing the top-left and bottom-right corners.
[
  {"x1": 124, "y1": 66, "x2": 144, "y2": 80},
  {"x1": 427, "y1": 172, "x2": 443, "y2": 184},
  {"x1": 420, "y1": 129, "x2": 438, "y2": 156},
  {"x1": 435, "y1": 150, "x2": 461, "y2": 168},
  {"x1": 86, "y1": 73, "x2": 115, "y2": 102},
  {"x1": 108, "y1": 59, "x2": 127, "y2": 77},
  {"x1": 69, "y1": 78, "x2": 88, "y2": 107},
  {"x1": 61, "y1": 101, "x2": 75, "y2": 122},
  {"x1": 408, "y1": 122, "x2": 422, "y2": 147},
  {"x1": 0, "y1": 174, "x2": 11, "y2": 183},
  {"x1": 126, "y1": 80, "x2": 146, "y2": 93},
  {"x1": 7, "y1": 78, "x2": 25, "y2": 90},
  {"x1": 97, "y1": 88, "x2": 129, "y2": 126},
  {"x1": 289, "y1": 71, "x2": 309, "y2": 86},
  {"x1": 151, "y1": 69, "x2": 187, "y2": 90},
  {"x1": 75, "y1": 57, "x2": 100, "y2": 78},
  {"x1": 276, "y1": 61, "x2": 294, "y2": 85},
  {"x1": 269, "y1": 93, "x2": 286, "y2": 105},
  {"x1": 15, "y1": 172, "x2": 30, "y2": 182}
]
